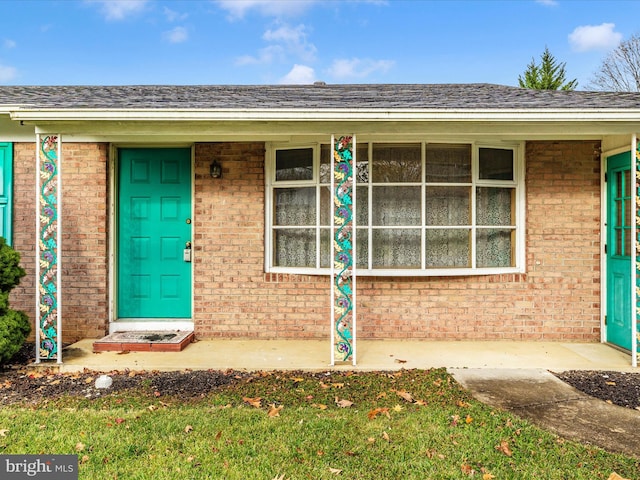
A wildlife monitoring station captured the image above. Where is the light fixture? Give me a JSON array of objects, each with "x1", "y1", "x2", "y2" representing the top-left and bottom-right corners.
[{"x1": 210, "y1": 160, "x2": 222, "y2": 178}]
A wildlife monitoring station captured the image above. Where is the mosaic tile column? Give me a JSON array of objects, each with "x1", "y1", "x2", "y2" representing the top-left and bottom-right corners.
[
  {"x1": 635, "y1": 136, "x2": 640, "y2": 367},
  {"x1": 331, "y1": 135, "x2": 356, "y2": 365},
  {"x1": 36, "y1": 134, "x2": 62, "y2": 363}
]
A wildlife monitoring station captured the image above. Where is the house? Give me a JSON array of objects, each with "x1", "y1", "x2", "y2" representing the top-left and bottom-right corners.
[{"x1": 0, "y1": 83, "x2": 638, "y2": 366}]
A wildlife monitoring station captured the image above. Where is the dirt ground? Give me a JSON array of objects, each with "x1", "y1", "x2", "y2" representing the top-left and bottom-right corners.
[{"x1": 2, "y1": 343, "x2": 640, "y2": 409}]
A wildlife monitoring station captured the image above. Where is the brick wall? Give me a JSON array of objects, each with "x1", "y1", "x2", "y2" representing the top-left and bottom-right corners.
[
  {"x1": 11, "y1": 142, "x2": 109, "y2": 343},
  {"x1": 193, "y1": 140, "x2": 602, "y2": 341},
  {"x1": 8, "y1": 139, "x2": 601, "y2": 343}
]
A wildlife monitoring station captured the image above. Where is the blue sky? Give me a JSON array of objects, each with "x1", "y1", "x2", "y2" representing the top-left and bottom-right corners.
[{"x1": 1, "y1": 0, "x2": 639, "y2": 88}]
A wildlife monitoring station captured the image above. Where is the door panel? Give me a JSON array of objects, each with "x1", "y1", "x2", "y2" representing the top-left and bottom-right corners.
[
  {"x1": 118, "y1": 148, "x2": 192, "y2": 318},
  {"x1": 0, "y1": 143, "x2": 13, "y2": 244},
  {"x1": 607, "y1": 151, "x2": 632, "y2": 349}
]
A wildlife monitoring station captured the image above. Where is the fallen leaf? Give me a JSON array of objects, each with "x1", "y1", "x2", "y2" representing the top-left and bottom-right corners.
[
  {"x1": 465, "y1": 415, "x2": 473, "y2": 424},
  {"x1": 116, "y1": 350, "x2": 130, "y2": 355},
  {"x1": 80, "y1": 455, "x2": 90, "y2": 465},
  {"x1": 415, "y1": 399, "x2": 428, "y2": 406},
  {"x1": 75, "y1": 442, "x2": 85, "y2": 452},
  {"x1": 215, "y1": 431, "x2": 222, "y2": 441},
  {"x1": 450, "y1": 415, "x2": 460, "y2": 426},
  {"x1": 84, "y1": 377, "x2": 94, "y2": 384},
  {"x1": 605, "y1": 381, "x2": 616, "y2": 386},
  {"x1": 115, "y1": 418, "x2": 125, "y2": 425},
  {"x1": 496, "y1": 440, "x2": 513, "y2": 457},
  {"x1": 184, "y1": 425, "x2": 193, "y2": 434},
  {"x1": 367, "y1": 437, "x2": 376, "y2": 444},
  {"x1": 461, "y1": 464, "x2": 475, "y2": 476},
  {"x1": 382, "y1": 431, "x2": 390, "y2": 443},
  {"x1": 147, "y1": 405, "x2": 158, "y2": 412},
  {"x1": 331, "y1": 383, "x2": 345, "y2": 389},
  {"x1": 328, "y1": 467, "x2": 342, "y2": 474},
  {"x1": 335, "y1": 397, "x2": 354, "y2": 408},
  {"x1": 243, "y1": 397, "x2": 262, "y2": 408},
  {"x1": 291, "y1": 377, "x2": 304, "y2": 383},
  {"x1": 271, "y1": 475, "x2": 286, "y2": 480},
  {"x1": 457, "y1": 400, "x2": 471, "y2": 408},
  {"x1": 394, "y1": 358, "x2": 407, "y2": 364},
  {"x1": 0, "y1": 429, "x2": 8, "y2": 436},
  {"x1": 367, "y1": 407, "x2": 390, "y2": 420},
  {"x1": 607, "y1": 473, "x2": 630, "y2": 480},
  {"x1": 392, "y1": 404, "x2": 404, "y2": 413},
  {"x1": 396, "y1": 390, "x2": 414, "y2": 403},
  {"x1": 268, "y1": 404, "x2": 283, "y2": 417},
  {"x1": 483, "y1": 473, "x2": 496, "y2": 480},
  {"x1": 312, "y1": 404, "x2": 327, "y2": 410}
]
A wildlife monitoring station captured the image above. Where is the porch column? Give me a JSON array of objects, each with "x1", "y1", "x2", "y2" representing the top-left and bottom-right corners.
[
  {"x1": 330, "y1": 134, "x2": 356, "y2": 365},
  {"x1": 35, "y1": 134, "x2": 62, "y2": 363},
  {"x1": 635, "y1": 135, "x2": 639, "y2": 368}
]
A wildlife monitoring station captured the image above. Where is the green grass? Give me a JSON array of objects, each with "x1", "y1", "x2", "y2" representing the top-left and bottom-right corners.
[{"x1": 1, "y1": 369, "x2": 637, "y2": 479}]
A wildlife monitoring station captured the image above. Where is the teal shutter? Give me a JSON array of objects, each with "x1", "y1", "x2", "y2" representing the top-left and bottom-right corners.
[{"x1": 0, "y1": 143, "x2": 13, "y2": 245}]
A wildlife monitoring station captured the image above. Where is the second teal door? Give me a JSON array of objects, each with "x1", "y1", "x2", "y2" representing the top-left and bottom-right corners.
[
  {"x1": 606, "y1": 151, "x2": 632, "y2": 350},
  {"x1": 118, "y1": 148, "x2": 192, "y2": 318}
]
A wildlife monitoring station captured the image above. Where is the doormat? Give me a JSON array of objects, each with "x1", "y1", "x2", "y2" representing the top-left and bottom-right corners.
[{"x1": 93, "y1": 330, "x2": 194, "y2": 353}]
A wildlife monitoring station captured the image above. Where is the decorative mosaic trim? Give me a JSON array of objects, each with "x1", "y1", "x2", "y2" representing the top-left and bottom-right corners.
[
  {"x1": 37, "y1": 135, "x2": 60, "y2": 361},
  {"x1": 636, "y1": 139, "x2": 640, "y2": 353},
  {"x1": 332, "y1": 135, "x2": 355, "y2": 363}
]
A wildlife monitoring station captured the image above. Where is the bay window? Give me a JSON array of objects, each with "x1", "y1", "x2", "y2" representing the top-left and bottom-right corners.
[{"x1": 267, "y1": 141, "x2": 523, "y2": 275}]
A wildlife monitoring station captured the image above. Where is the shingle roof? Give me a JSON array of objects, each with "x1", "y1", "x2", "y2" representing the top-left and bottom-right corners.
[{"x1": 1, "y1": 83, "x2": 640, "y2": 110}]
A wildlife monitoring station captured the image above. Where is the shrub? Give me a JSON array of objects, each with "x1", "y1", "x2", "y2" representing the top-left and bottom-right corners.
[{"x1": 0, "y1": 238, "x2": 29, "y2": 365}]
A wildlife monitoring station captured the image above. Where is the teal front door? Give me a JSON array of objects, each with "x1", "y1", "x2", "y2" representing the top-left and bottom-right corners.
[
  {"x1": 606, "y1": 151, "x2": 632, "y2": 350},
  {"x1": 118, "y1": 148, "x2": 192, "y2": 319}
]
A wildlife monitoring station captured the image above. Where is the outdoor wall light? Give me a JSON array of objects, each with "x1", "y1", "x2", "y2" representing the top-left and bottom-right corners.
[{"x1": 209, "y1": 160, "x2": 222, "y2": 178}]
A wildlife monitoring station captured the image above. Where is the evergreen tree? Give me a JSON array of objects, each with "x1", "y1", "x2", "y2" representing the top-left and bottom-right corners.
[{"x1": 518, "y1": 47, "x2": 578, "y2": 90}]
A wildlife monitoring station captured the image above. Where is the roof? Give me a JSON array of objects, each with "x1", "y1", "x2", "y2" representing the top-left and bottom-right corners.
[{"x1": 2, "y1": 83, "x2": 640, "y2": 110}]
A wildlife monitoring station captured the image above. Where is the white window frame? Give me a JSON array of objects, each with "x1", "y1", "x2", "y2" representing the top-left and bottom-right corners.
[{"x1": 265, "y1": 140, "x2": 525, "y2": 276}]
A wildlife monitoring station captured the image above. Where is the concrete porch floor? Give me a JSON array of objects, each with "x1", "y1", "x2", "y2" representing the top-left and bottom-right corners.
[{"x1": 53, "y1": 339, "x2": 637, "y2": 373}]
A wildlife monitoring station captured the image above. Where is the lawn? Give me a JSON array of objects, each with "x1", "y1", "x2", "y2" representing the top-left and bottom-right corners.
[{"x1": 0, "y1": 369, "x2": 637, "y2": 479}]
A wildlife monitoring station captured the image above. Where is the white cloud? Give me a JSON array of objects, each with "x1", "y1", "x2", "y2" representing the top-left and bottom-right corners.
[
  {"x1": 3, "y1": 39, "x2": 16, "y2": 49},
  {"x1": 328, "y1": 58, "x2": 394, "y2": 80},
  {"x1": 163, "y1": 6, "x2": 188, "y2": 22},
  {"x1": 535, "y1": 0, "x2": 558, "y2": 6},
  {"x1": 164, "y1": 26, "x2": 188, "y2": 44},
  {"x1": 215, "y1": 0, "x2": 317, "y2": 20},
  {"x1": 569, "y1": 23, "x2": 622, "y2": 52},
  {"x1": 88, "y1": 0, "x2": 148, "y2": 21},
  {"x1": 263, "y1": 24, "x2": 316, "y2": 62},
  {"x1": 0, "y1": 64, "x2": 17, "y2": 83},
  {"x1": 235, "y1": 23, "x2": 316, "y2": 66},
  {"x1": 280, "y1": 64, "x2": 316, "y2": 84},
  {"x1": 235, "y1": 45, "x2": 284, "y2": 65}
]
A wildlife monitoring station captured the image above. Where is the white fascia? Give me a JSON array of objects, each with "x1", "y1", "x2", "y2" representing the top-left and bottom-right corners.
[{"x1": 9, "y1": 108, "x2": 640, "y2": 122}]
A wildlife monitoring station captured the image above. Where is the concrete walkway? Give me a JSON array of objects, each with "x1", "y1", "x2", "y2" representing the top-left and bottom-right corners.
[
  {"x1": 57, "y1": 339, "x2": 636, "y2": 373},
  {"x1": 49, "y1": 339, "x2": 640, "y2": 459},
  {"x1": 452, "y1": 368, "x2": 640, "y2": 459}
]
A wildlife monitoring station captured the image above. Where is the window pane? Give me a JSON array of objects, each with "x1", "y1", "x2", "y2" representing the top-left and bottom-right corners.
[
  {"x1": 426, "y1": 144, "x2": 471, "y2": 183},
  {"x1": 320, "y1": 186, "x2": 331, "y2": 226},
  {"x1": 274, "y1": 229, "x2": 315, "y2": 267},
  {"x1": 372, "y1": 229, "x2": 421, "y2": 268},
  {"x1": 356, "y1": 228, "x2": 368, "y2": 269},
  {"x1": 477, "y1": 229, "x2": 513, "y2": 267},
  {"x1": 274, "y1": 187, "x2": 316, "y2": 226},
  {"x1": 372, "y1": 186, "x2": 421, "y2": 226},
  {"x1": 425, "y1": 186, "x2": 470, "y2": 226},
  {"x1": 276, "y1": 148, "x2": 313, "y2": 181},
  {"x1": 479, "y1": 148, "x2": 514, "y2": 181},
  {"x1": 372, "y1": 144, "x2": 421, "y2": 183},
  {"x1": 321, "y1": 144, "x2": 369, "y2": 184},
  {"x1": 476, "y1": 187, "x2": 514, "y2": 226},
  {"x1": 356, "y1": 186, "x2": 368, "y2": 225},
  {"x1": 320, "y1": 228, "x2": 330, "y2": 268},
  {"x1": 426, "y1": 229, "x2": 470, "y2": 268}
]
